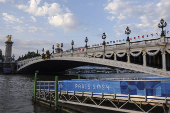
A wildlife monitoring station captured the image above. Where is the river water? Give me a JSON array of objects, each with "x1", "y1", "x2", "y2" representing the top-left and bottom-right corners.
[{"x1": 0, "y1": 73, "x2": 159, "y2": 113}]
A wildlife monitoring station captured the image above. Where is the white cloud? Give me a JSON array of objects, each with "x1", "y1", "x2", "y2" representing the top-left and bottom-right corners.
[
  {"x1": 104, "y1": 0, "x2": 156, "y2": 21},
  {"x1": 2, "y1": 13, "x2": 23, "y2": 23},
  {"x1": 28, "y1": 26, "x2": 38, "y2": 33},
  {"x1": 17, "y1": 0, "x2": 63, "y2": 16},
  {"x1": 13, "y1": 38, "x2": 56, "y2": 58},
  {"x1": 104, "y1": 0, "x2": 170, "y2": 37},
  {"x1": 0, "y1": 0, "x2": 5, "y2": 2},
  {"x1": 84, "y1": 28, "x2": 88, "y2": 32},
  {"x1": 30, "y1": 16, "x2": 36, "y2": 22},
  {"x1": 115, "y1": 31, "x2": 123, "y2": 37},
  {"x1": 113, "y1": 24, "x2": 131, "y2": 37},
  {"x1": 47, "y1": 3, "x2": 63, "y2": 16},
  {"x1": 156, "y1": 3, "x2": 161, "y2": 7},
  {"x1": 65, "y1": 7, "x2": 71, "y2": 13},
  {"x1": 99, "y1": 28, "x2": 102, "y2": 31},
  {"x1": 136, "y1": 15, "x2": 150, "y2": 28},
  {"x1": 104, "y1": 0, "x2": 129, "y2": 15},
  {"x1": 13, "y1": 26, "x2": 24, "y2": 32},
  {"x1": 117, "y1": 14, "x2": 126, "y2": 20},
  {"x1": 107, "y1": 16, "x2": 115, "y2": 21},
  {"x1": 17, "y1": 0, "x2": 81, "y2": 32},
  {"x1": 12, "y1": 25, "x2": 56, "y2": 36},
  {"x1": 48, "y1": 13, "x2": 81, "y2": 32},
  {"x1": 12, "y1": 25, "x2": 49, "y2": 34},
  {"x1": 156, "y1": 0, "x2": 170, "y2": 20},
  {"x1": 88, "y1": 3, "x2": 94, "y2": 5},
  {"x1": 62, "y1": 0, "x2": 68, "y2": 3}
]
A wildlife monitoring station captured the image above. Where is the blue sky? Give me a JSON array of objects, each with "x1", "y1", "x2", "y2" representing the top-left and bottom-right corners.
[{"x1": 0, "y1": 0, "x2": 170, "y2": 58}]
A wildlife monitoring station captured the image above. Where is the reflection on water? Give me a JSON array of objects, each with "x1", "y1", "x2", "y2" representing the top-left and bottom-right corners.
[{"x1": 0, "y1": 73, "x2": 159, "y2": 113}]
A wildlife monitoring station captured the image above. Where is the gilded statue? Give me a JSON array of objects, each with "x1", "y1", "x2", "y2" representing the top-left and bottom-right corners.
[
  {"x1": 6, "y1": 35, "x2": 12, "y2": 41},
  {"x1": 56, "y1": 43, "x2": 60, "y2": 48}
]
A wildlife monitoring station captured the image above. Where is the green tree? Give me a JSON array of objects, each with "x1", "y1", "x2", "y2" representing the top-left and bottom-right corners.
[
  {"x1": 17, "y1": 51, "x2": 41, "y2": 61},
  {"x1": 0, "y1": 49, "x2": 3, "y2": 61},
  {"x1": 0, "y1": 50, "x2": 4, "y2": 61}
]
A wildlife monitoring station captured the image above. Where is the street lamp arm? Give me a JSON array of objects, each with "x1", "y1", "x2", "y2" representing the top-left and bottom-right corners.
[
  {"x1": 158, "y1": 18, "x2": 167, "y2": 36},
  {"x1": 125, "y1": 26, "x2": 131, "y2": 41}
]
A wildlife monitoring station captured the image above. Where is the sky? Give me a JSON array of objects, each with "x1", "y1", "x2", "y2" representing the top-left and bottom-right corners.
[{"x1": 0, "y1": 0, "x2": 170, "y2": 59}]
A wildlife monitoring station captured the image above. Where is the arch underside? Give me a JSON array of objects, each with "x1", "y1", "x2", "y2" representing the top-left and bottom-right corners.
[
  {"x1": 18, "y1": 60, "x2": 106, "y2": 74},
  {"x1": 17, "y1": 57, "x2": 170, "y2": 77}
]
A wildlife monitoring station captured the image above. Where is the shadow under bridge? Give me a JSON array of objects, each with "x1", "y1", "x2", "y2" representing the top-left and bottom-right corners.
[{"x1": 17, "y1": 60, "x2": 109, "y2": 74}]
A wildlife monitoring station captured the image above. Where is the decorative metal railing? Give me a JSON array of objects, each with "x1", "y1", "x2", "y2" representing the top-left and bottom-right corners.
[
  {"x1": 36, "y1": 81, "x2": 55, "y2": 103},
  {"x1": 18, "y1": 37, "x2": 170, "y2": 63},
  {"x1": 36, "y1": 78, "x2": 170, "y2": 113}
]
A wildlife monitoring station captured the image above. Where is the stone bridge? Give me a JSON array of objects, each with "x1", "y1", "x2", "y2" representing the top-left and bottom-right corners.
[{"x1": 17, "y1": 36, "x2": 170, "y2": 77}]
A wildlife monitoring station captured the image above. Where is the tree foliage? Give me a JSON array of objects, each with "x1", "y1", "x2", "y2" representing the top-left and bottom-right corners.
[
  {"x1": 0, "y1": 49, "x2": 3, "y2": 61},
  {"x1": 17, "y1": 51, "x2": 41, "y2": 61}
]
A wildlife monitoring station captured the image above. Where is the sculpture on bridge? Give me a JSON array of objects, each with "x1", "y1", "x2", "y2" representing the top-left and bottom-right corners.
[
  {"x1": 55, "y1": 43, "x2": 62, "y2": 53},
  {"x1": 42, "y1": 53, "x2": 45, "y2": 59},
  {"x1": 56, "y1": 43, "x2": 60, "y2": 48},
  {"x1": 6, "y1": 35, "x2": 12, "y2": 41},
  {"x1": 42, "y1": 50, "x2": 51, "y2": 59}
]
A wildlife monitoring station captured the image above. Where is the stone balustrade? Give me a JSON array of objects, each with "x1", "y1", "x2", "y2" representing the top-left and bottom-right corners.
[{"x1": 17, "y1": 36, "x2": 170, "y2": 76}]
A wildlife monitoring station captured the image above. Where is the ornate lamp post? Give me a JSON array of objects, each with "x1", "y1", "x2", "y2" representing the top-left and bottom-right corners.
[
  {"x1": 18, "y1": 56, "x2": 20, "y2": 61},
  {"x1": 71, "y1": 40, "x2": 74, "y2": 56},
  {"x1": 61, "y1": 43, "x2": 63, "y2": 57},
  {"x1": 52, "y1": 45, "x2": 54, "y2": 54},
  {"x1": 158, "y1": 18, "x2": 167, "y2": 71},
  {"x1": 158, "y1": 18, "x2": 167, "y2": 37},
  {"x1": 85, "y1": 37, "x2": 88, "y2": 56},
  {"x1": 42, "y1": 48, "x2": 44, "y2": 53},
  {"x1": 61, "y1": 43, "x2": 63, "y2": 51},
  {"x1": 102, "y1": 33, "x2": 106, "y2": 59},
  {"x1": 42, "y1": 48, "x2": 45, "y2": 59},
  {"x1": 125, "y1": 26, "x2": 131, "y2": 41},
  {"x1": 125, "y1": 26, "x2": 131, "y2": 63}
]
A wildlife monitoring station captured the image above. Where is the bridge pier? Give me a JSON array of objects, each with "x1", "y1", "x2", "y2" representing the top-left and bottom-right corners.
[
  {"x1": 126, "y1": 49, "x2": 130, "y2": 63},
  {"x1": 162, "y1": 52, "x2": 166, "y2": 71},
  {"x1": 103, "y1": 53, "x2": 105, "y2": 59},
  {"x1": 142, "y1": 50, "x2": 147, "y2": 66},
  {"x1": 114, "y1": 52, "x2": 117, "y2": 61},
  {"x1": 161, "y1": 47, "x2": 167, "y2": 71},
  {"x1": 127, "y1": 54, "x2": 130, "y2": 63}
]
